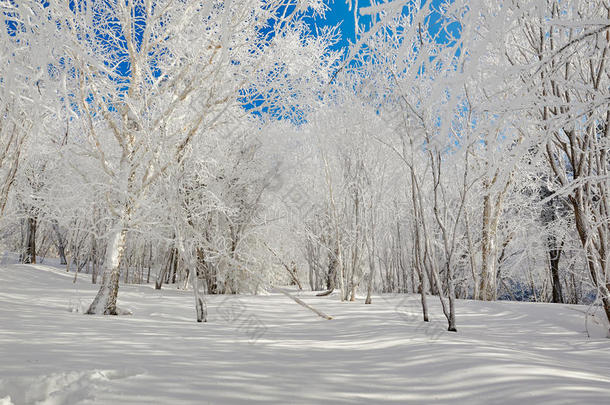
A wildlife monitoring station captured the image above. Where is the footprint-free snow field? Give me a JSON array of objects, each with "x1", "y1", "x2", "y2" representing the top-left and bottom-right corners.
[{"x1": 1, "y1": 263, "x2": 609, "y2": 404}]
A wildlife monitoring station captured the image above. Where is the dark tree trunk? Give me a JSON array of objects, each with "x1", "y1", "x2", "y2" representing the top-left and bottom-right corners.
[
  {"x1": 146, "y1": 243, "x2": 152, "y2": 284},
  {"x1": 156, "y1": 250, "x2": 171, "y2": 290},
  {"x1": 52, "y1": 221, "x2": 67, "y2": 265},
  {"x1": 539, "y1": 183, "x2": 565, "y2": 304},
  {"x1": 171, "y1": 252, "x2": 177, "y2": 284},
  {"x1": 91, "y1": 238, "x2": 100, "y2": 284},
  {"x1": 21, "y1": 216, "x2": 37, "y2": 264},
  {"x1": 548, "y1": 235, "x2": 564, "y2": 303},
  {"x1": 156, "y1": 246, "x2": 177, "y2": 289},
  {"x1": 317, "y1": 248, "x2": 337, "y2": 297},
  {"x1": 92, "y1": 257, "x2": 98, "y2": 284},
  {"x1": 196, "y1": 247, "x2": 219, "y2": 294}
]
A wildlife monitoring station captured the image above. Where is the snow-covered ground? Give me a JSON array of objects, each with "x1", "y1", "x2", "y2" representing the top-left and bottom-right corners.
[{"x1": 1, "y1": 261, "x2": 609, "y2": 405}]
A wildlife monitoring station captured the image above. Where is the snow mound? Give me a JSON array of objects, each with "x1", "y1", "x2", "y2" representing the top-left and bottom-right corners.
[{"x1": 0, "y1": 369, "x2": 143, "y2": 405}]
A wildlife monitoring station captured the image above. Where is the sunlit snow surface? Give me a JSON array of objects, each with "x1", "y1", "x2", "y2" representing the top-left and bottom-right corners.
[{"x1": 1, "y1": 260, "x2": 609, "y2": 404}]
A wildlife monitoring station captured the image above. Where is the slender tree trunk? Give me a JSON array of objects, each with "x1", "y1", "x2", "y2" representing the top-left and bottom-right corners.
[
  {"x1": 273, "y1": 286, "x2": 332, "y2": 320},
  {"x1": 178, "y1": 242, "x2": 207, "y2": 323},
  {"x1": 572, "y1": 200, "x2": 610, "y2": 329},
  {"x1": 416, "y1": 253, "x2": 429, "y2": 322},
  {"x1": 479, "y1": 191, "x2": 495, "y2": 300},
  {"x1": 323, "y1": 155, "x2": 346, "y2": 301},
  {"x1": 308, "y1": 255, "x2": 315, "y2": 291},
  {"x1": 410, "y1": 169, "x2": 429, "y2": 322},
  {"x1": 155, "y1": 247, "x2": 174, "y2": 289},
  {"x1": 364, "y1": 221, "x2": 376, "y2": 305},
  {"x1": 52, "y1": 220, "x2": 67, "y2": 265},
  {"x1": 91, "y1": 238, "x2": 101, "y2": 284},
  {"x1": 464, "y1": 213, "x2": 478, "y2": 299},
  {"x1": 21, "y1": 215, "x2": 37, "y2": 264},
  {"x1": 349, "y1": 191, "x2": 361, "y2": 301},
  {"x1": 146, "y1": 243, "x2": 152, "y2": 284},
  {"x1": 445, "y1": 261, "x2": 457, "y2": 332},
  {"x1": 428, "y1": 250, "x2": 453, "y2": 331},
  {"x1": 317, "y1": 246, "x2": 337, "y2": 296},
  {"x1": 414, "y1": 227, "x2": 429, "y2": 322},
  {"x1": 92, "y1": 257, "x2": 98, "y2": 284},
  {"x1": 171, "y1": 252, "x2": 178, "y2": 284},
  {"x1": 548, "y1": 235, "x2": 564, "y2": 303}
]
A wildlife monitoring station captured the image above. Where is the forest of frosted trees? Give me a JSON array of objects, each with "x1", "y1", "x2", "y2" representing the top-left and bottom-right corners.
[{"x1": 0, "y1": 0, "x2": 609, "y2": 334}]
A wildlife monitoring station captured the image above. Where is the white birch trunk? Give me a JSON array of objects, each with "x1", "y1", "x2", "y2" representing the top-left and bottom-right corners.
[{"x1": 86, "y1": 225, "x2": 128, "y2": 315}]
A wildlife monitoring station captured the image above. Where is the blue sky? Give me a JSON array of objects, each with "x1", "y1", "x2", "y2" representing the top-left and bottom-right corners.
[
  {"x1": 310, "y1": 0, "x2": 372, "y2": 49},
  {"x1": 311, "y1": 1, "x2": 456, "y2": 50}
]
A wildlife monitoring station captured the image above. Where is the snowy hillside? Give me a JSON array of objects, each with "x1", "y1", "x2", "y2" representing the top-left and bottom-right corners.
[{"x1": 1, "y1": 262, "x2": 609, "y2": 405}]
